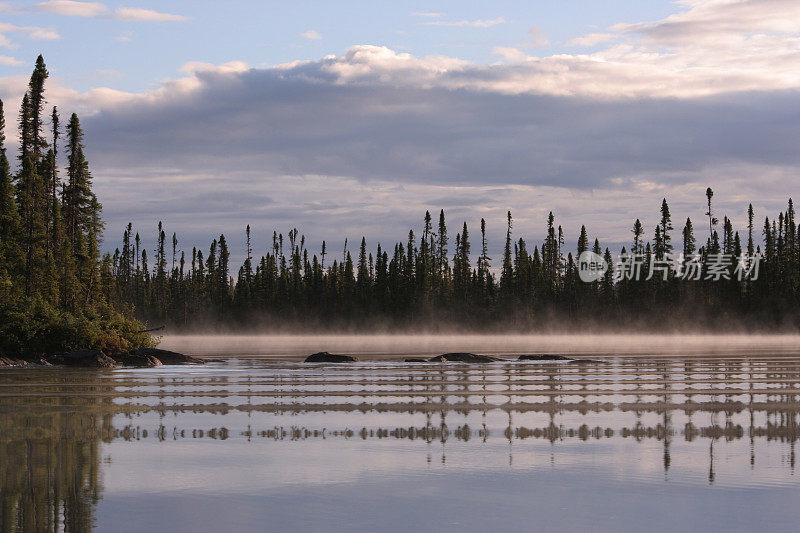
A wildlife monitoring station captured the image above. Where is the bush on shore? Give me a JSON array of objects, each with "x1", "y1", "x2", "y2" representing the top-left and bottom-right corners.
[{"x1": 0, "y1": 299, "x2": 156, "y2": 360}]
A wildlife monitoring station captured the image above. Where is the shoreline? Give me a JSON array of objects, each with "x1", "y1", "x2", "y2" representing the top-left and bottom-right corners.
[{"x1": 0, "y1": 348, "x2": 204, "y2": 369}]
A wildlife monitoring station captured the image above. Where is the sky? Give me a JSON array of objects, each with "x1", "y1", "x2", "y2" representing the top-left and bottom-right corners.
[{"x1": 0, "y1": 0, "x2": 799, "y2": 263}]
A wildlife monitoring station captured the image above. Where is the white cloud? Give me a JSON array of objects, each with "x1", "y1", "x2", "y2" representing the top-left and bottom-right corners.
[
  {"x1": 0, "y1": 22, "x2": 60, "y2": 47},
  {"x1": 568, "y1": 33, "x2": 615, "y2": 46},
  {"x1": 411, "y1": 12, "x2": 442, "y2": 18},
  {"x1": 300, "y1": 29, "x2": 322, "y2": 41},
  {"x1": 114, "y1": 7, "x2": 187, "y2": 22},
  {"x1": 612, "y1": 0, "x2": 800, "y2": 44},
  {"x1": 492, "y1": 46, "x2": 528, "y2": 62},
  {"x1": 115, "y1": 31, "x2": 133, "y2": 42},
  {"x1": 27, "y1": 28, "x2": 60, "y2": 40},
  {"x1": 36, "y1": 1, "x2": 186, "y2": 21},
  {"x1": 270, "y1": 39, "x2": 800, "y2": 99},
  {"x1": 37, "y1": 0, "x2": 106, "y2": 17},
  {"x1": 424, "y1": 17, "x2": 506, "y2": 28},
  {"x1": 0, "y1": 54, "x2": 22, "y2": 65}
]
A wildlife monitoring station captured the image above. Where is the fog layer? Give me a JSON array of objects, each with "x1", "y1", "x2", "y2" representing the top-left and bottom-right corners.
[{"x1": 158, "y1": 334, "x2": 800, "y2": 359}]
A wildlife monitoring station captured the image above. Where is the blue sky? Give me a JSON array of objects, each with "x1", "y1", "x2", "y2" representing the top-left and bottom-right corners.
[{"x1": 1, "y1": 0, "x2": 799, "y2": 262}]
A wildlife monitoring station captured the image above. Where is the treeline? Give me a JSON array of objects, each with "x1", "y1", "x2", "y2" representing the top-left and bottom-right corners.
[
  {"x1": 111, "y1": 192, "x2": 800, "y2": 331},
  {"x1": 0, "y1": 56, "x2": 150, "y2": 357}
]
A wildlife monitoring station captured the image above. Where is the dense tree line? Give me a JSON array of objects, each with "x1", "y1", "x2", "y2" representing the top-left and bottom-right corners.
[
  {"x1": 0, "y1": 57, "x2": 149, "y2": 357},
  {"x1": 111, "y1": 191, "x2": 800, "y2": 331}
]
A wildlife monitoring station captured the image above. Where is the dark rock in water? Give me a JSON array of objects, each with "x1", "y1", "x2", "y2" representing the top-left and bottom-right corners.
[
  {"x1": 113, "y1": 353, "x2": 163, "y2": 368},
  {"x1": 518, "y1": 354, "x2": 570, "y2": 361},
  {"x1": 304, "y1": 352, "x2": 358, "y2": 363},
  {"x1": 429, "y1": 353, "x2": 500, "y2": 363},
  {"x1": 135, "y1": 348, "x2": 204, "y2": 364},
  {"x1": 404, "y1": 358, "x2": 428, "y2": 363},
  {"x1": 49, "y1": 349, "x2": 117, "y2": 368}
]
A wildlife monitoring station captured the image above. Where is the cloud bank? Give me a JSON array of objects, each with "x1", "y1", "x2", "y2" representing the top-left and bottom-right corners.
[
  {"x1": 0, "y1": 0, "x2": 798, "y2": 258},
  {"x1": 36, "y1": 1, "x2": 187, "y2": 21}
]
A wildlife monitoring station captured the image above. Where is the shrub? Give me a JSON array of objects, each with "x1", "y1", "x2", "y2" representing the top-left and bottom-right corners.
[{"x1": 0, "y1": 298, "x2": 157, "y2": 360}]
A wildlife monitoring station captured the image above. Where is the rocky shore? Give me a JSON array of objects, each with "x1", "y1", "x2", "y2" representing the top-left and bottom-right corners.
[{"x1": 0, "y1": 348, "x2": 204, "y2": 368}]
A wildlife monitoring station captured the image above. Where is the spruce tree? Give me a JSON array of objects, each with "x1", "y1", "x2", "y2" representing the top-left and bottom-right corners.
[
  {"x1": 682, "y1": 218, "x2": 695, "y2": 257},
  {"x1": 500, "y1": 211, "x2": 513, "y2": 294},
  {"x1": 478, "y1": 218, "x2": 491, "y2": 288},
  {"x1": 632, "y1": 219, "x2": 644, "y2": 255},
  {"x1": 437, "y1": 209, "x2": 448, "y2": 283},
  {"x1": 659, "y1": 198, "x2": 673, "y2": 259},
  {"x1": 577, "y1": 225, "x2": 588, "y2": 255}
]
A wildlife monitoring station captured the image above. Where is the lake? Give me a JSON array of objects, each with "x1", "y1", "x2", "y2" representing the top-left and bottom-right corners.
[{"x1": 2, "y1": 335, "x2": 800, "y2": 532}]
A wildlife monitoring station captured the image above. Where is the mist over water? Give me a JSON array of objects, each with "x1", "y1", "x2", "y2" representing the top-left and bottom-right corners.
[{"x1": 159, "y1": 333, "x2": 800, "y2": 359}]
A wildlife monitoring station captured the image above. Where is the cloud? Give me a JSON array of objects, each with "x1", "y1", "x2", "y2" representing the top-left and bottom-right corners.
[
  {"x1": 0, "y1": 54, "x2": 22, "y2": 65},
  {"x1": 492, "y1": 46, "x2": 528, "y2": 62},
  {"x1": 0, "y1": 2, "x2": 21, "y2": 14},
  {"x1": 0, "y1": 22, "x2": 60, "y2": 47},
  {"x1": 423, "y1": 17, "x2": 506, "y2": 28},
  {"x1": 7, "y1": 46, "x2": 791, "y2": 195},
  {"x1": 115, "y1": 31, "x2": 133, "y2": 42},
  {"x1": 36, "y1": 1, "x2": 187, "y2": 21},
  {"x1": 27, "y1": 27, "x2": 59, "y2": 40},
  {"x1": 114, "y1": 7, "x2": 187, "y2": 22},
  {"x1": 411, "y1": 12, "x2": 442, "y2": 18},
  {"x1": 37, "y1": 0, "x2": 105, "y2": 17},
  {"x1": 612, "y1": 0, "x2": 800, "y2": 45},
  {"x1": 274, "y1": 40, "x2": 800, "y2": 99},
  {"x1": 300, "y1": 29, "x2": 322, "y2": 41},
  {"x1": 44, "y1": 44, "x2": 793, "y2": 251},
  {"x1": 568, "y1": 32, "x2": 615, "y2": 46},
  {"x1": 525, "y1": 26, "x2": 549, "y2": 48},
  {"x1": 2, "y1": 0, "x2": 800, "y2": 255}
]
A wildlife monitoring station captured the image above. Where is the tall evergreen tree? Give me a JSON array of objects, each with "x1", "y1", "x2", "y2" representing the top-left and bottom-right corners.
[
  {"x1": 683, "y1": 218, "x2": 695, "y2": 257},
  {"x1": 659, "y1": 198, "x2": 673, "y2": 259},
  {"x1": 500, "y1": 211, "x2": 514, "y2": 294},
  {"x1": 632, "y1": 219, "x2": 644, "y2": 255},
  {"x1": 577, "y1": 225, "x2": 588, "y2": 255}
]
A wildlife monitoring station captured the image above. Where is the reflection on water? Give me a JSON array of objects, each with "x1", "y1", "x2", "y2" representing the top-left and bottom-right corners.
[{"x1": 2, "y1": 355, "x2": 800, "y2": 532}]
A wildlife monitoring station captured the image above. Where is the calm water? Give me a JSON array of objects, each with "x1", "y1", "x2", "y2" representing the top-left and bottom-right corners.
[{"x1": 3, "y1": 342, "x2": 800, "y2": 532}]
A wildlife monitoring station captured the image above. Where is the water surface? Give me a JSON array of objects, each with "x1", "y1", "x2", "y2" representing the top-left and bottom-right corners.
[{"x1": 2, "y1": 345, "x2": 800, "y2": 532}]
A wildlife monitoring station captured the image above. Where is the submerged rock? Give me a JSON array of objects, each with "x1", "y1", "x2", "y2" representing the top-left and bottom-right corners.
[
  {"x1": 518, "y1": 354, "x2": 570, "y2": 361},
  {"x1": 429, "y1": 353, "x2": 501, "y2": 363},
  {"x1": 49, "y1": 349, "x2": 117, "y2": 368},
  {"x1": 404, "y1": 358, "x2": 428, "y2": 363},
  {"x1": 135, "y1": 348, "x2": 204, "y2": 364},
  {"x1": 113, "y1": 353, "x2": 163, "y2": 368},
  {"x1": 304, "y1": 352, "x2": 358, "y2": 363}
]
